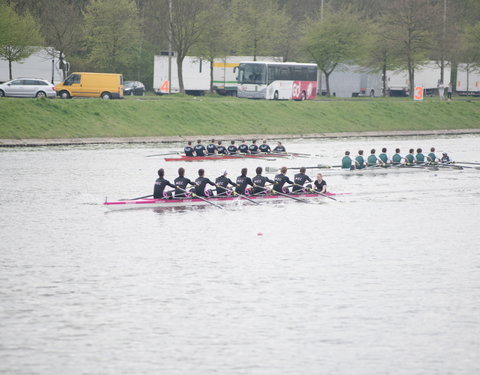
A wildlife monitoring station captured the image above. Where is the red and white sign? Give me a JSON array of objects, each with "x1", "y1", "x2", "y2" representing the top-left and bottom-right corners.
[{"x1": 414, "y1": 86, "x2": 424, "y2": 101}]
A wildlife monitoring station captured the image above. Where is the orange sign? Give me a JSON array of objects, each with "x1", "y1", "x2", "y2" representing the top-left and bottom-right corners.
[
  {"x1": 414, "y1": 86, "x2": 423, "y2": 101},
  {"x1": 160, "y1": 80, "x2": 169, "y2": 93}
]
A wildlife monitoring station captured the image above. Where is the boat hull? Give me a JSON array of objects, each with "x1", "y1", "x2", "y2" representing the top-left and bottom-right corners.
[{"x1": 165, "y1": 153, "x2": 291, "y2": 162}]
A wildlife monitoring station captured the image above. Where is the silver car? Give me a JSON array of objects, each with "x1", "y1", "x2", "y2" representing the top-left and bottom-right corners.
[{"x1": 0, "y1": 78, "x2": 56, "y2": 98}]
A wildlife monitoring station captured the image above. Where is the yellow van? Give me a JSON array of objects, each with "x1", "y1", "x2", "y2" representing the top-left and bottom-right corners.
[{"x1": 56, "y1": 72, "x2": 124, "y2": 99}]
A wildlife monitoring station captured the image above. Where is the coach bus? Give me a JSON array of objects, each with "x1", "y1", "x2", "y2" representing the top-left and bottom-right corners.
[{"x1": 236, "y1": 61, "x2": 318, "y2": 100}]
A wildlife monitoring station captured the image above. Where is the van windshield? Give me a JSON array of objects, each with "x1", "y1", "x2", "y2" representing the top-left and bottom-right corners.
[{"x1": 63, "y1": 74, "x2": 80, "y2": 85}]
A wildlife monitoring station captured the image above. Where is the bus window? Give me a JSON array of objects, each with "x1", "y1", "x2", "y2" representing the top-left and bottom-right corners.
[{"x1": 240, "y1": 64, "x2": 266, "y2": 84}]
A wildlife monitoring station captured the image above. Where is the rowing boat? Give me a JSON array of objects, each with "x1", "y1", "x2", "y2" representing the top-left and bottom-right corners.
[
  {"x1": 320, "y1": 164, "x2": 465, "y2": 177},
  {"x1": 104, "y1": 192, "x2": 345, "y2": 210},
  {"x1": 165, "y1": 153, "x2": 292, "y2": 162}
]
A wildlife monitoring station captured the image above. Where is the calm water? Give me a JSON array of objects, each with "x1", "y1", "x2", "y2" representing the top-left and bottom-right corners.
[{"x1": 1, "y1": 135, "x2": 480, "y2": 375}]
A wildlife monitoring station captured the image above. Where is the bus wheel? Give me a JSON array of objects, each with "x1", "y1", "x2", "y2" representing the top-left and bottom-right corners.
[
  {"x1": 59, "y1": 90, "x2": 70, "y2": 99},
  {"x1": 370, "y1": 90, "x2": 375, "y2": 97},
  {"x1": 274, "y1": 91, "x2": 279, "y2": 100},
  {"x1": 101, "y1": 92, "x2": 112, "y2": 100},
  {"x1": 301, "y1": 91, "x2": 306, "y2": 101}
]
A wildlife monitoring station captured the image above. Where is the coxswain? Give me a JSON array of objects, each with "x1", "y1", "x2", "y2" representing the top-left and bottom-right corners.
[
  {"x1": 227, "y1": 140, "x2": 238, "y2": 155},
  {"x1": 392, "y1": 148, "x2": 403, "y2": 165},
  {"x1": 238, "y1": 140, "x2": 250, "y2": 154},
  {"x1": 235, "y1": 168, "x2": 253, "y2": 195},
  {"x1": 440, "y1": 152, "x2": 451, "y2": 163},
  {"x1": 153, "y1": 168, "x2": 175, "y2": 199},
  {"x1": 273, "y1": 141, "x2": 286, "y2": 153},
  {"x1": 249, "y1": 140, "x2": 259, "y2": 154},
  {"x1": 415, "y1": 148, "x2": 425, "y2": 164},
  {"x1": 215, "y1": 169, "x2": 235, "y2": 196},
  {"x1": 194, "y1": 139, "x2": 206, "y2": 157},
  {"x1": 273, "y1": 166, "x2": 293, "y2": 193},
  {"x1": 313, "y1": 173, "x2": 327, "y2": 194},
  {"x1": 184, "y1": 141, "x2": 194, "y2": 157},
  {"x1": 379, "y1": 148, "x2": 390, "y2": 164},
  {"x1": 341, "y1": 151, "x2": 355, "y2": 170},
  {"x1": 355, "y1": 150, "x2": 366, "y2": 169},
  {"x1": 405, "y1": 148, "x2": 415, "y2": 164},
  {"x1": 292, "y1": 167, "x2": 313, "y2": 193},
  {"x1": 427, "y1": 147, "x2": 438, "y2": 163},
  {"x1": 194, "y1": 169, "x2": 215, "y2": 197},
  {"x1": 259, "y1": 139, "x2": 271, "y2": 153},
  {"x1": 252, "y1": 166, "x2": 274, "y2": 195},
  {"x1": 217, "y1": 140, "x2": 227, "y2": 155},
  {"x1": 174, "y1": 167, "x2": 195, "y2": 197},
  {"x1": 207, "y1": 139, "x2": 217, "y2": 155},
  {"x1": 366, "y1": 148, "x2": 381, "y2": 167}
]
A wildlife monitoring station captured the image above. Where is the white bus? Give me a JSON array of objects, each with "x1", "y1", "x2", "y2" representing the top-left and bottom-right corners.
[{"x1": 236, "y1": 61, "x2": 318, "y2": 100}]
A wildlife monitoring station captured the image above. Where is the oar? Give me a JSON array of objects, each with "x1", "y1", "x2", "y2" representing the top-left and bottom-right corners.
[
  {"x1": 146, "y1": 152, "x2": 179, "y2": 157},
  {"x1": 176, "y1": 187, "x2": 224, "y2": 209},
  {"x1": 453, "y1": 161, "x2": 480, "y2": 166},
  {"x1": 254, "y1": 184, "x2": 310, "y2": 203},
  {"x1": 216, "y1": 185, "x2": 261, "y2": 205},
  {"x1": 120, "y1": 194, "x2": 153, "y2": 201},
  {"x1": 265, "y1": 164, "x2": 342, "y2": 173}
]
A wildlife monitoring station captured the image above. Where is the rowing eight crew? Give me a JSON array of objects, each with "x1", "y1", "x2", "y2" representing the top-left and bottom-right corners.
[
  {"x1": 184, "y1": 139, "x2": 287, "y2": 157},
  {"x1": 341, "y1": 147, "x2": 452, "y2": 169},
  {"x1": 153, "y1": 167, "x2": 327, "y2": 199}
]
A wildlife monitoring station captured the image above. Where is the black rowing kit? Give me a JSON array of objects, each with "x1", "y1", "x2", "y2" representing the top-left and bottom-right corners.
[
  {"x1": 227, "y1": 145, "x2": 238, "y2": 155},
  {"x1": 194, "y1": 144, "x2": 206, "y2": 157},
  {"x1": 314, "y1": 179, "x2": 327, "y2": 192},
  {"x1": 174, "y1": 176, "x2": 194, "y2": 197},
  {"x1": 215, "y1": 175, "x2": 235, "y2": 196},
  {"x1": 292, "y1": 173, "x2": 312, "y2": 192},
  {"x1": 207, "y1": 143, "x2": 217, "y2": 155},
  {"x1": 259, "y1": 144, "x2": 271, "y2": 153},
  {"x1": 235, "y1": 175, "x2": 253, "y2": 194},
  {"x1": 273, "y1": 145, "x2": 286, "y2": 153},
  {"x1": 217, "y1": 145, "x2": 227, "y2": 154},
  {"x1": 249, "y1": 144, "x2": 259, "y2": 154},
  {"x1": 238, "y1": 144, "x2": 249, "y2": 154},
  {"x1": 252, "y1": 175, "x2": 274, "y2": 194},
  {"x1": 273, "y1": 174, "x2": 293, "y2": 193},
  {"x1": 184, "y1": 146, "x2": 194, "y2": 157},
  {"x1": 194, "y1": 177, "x2": 215, "y2": 197},
  {"x1": 154, "y1": 177, "x2": 175, "y2": 198}
]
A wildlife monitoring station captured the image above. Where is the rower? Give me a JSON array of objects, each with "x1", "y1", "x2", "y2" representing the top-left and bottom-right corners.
[
  {"x1": 273, "y1": 166, "x2": 293, "y2": 193},
  {"x1": 427, "y1": 147, "x2": 438, "y2": 163},
  {"x1": 441, "y1": 152, "x2": 451, "y2": 163},
  {"x1": 355, "y1": 150, "x2": 366, "y2": 169},
  {"x1": 194, "y1": 168, "x2": 215, "y2": 197},
  {"x1": 259, "y1": 140, "x2": 271, "y2": 153},
  {"x1": 378, "y1": 148, "x2": 390, "y2": 164},
  {"x1": 227, "y1": 140, "x2": 238, "y2": 155},
  {"x1": 252, "y1": 166, "x2": 274, "y2": 195},
  {"x1": 292, "y1": 167, "x2": 313, "y2": 193},
  {"x1": 217, "y1": 140, "x2": 227, "y2": 155},
  {"x1": 174, "y1": 167, "x2": 195, "y2": 197},
  {"x1": 313, "y1": 173, "x2": 327, "y2": 194},
  {"x1": 249, "y1": 140, "x2": 259, "y2": 154},
  {"x1": 235, "y1": 168, "x2": 253, "y2": 195},
  {"x1": 273, "y1": 141, "x2": 286, "y2": 153},
  {"x1": 194, "y1": 139, "x2": 206, "y2": 157},
  {"x1": 341, "y1": 151, "x2": 355, "y2": 170},
  {"x1": 207, "y1": 139, "x2": 217, "y2": 155},
  {"x1": 366, "y1": 148, "x2": 381, "y2": 167},
  {"x1": 238, "y1": 140, "x2": 250, "y2": 154},
  {"x1": 215, "y1": 169, "x2": 235, "y2": 196},
  {"x1": 154, "y1": 168, "x2": 175, "y2": 199},
  {"x1": 415, "y1": 148, "x2": 426, "y2": 164},
  {"x1": 184, "y1": 141, "x2": 194, "y2": 157},
  {"x1": 405, "y1": 148, "x2": 415, "y2": 165},
  {"x1": 392, "y1": 148, "x2": 404, "y2": 165}
]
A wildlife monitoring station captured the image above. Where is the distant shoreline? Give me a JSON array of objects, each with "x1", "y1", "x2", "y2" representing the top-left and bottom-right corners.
[{"x1": 2, "y1": 128, "x2": 479, "y2": 147}]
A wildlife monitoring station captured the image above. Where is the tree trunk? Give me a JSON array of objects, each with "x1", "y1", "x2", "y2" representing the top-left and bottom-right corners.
[
  {"x1": 209, "y1": 58, "x2": 214, "y2": 93},
  {"x1": 324, "y1": 71, "x2": 331, "y2": 96},
  {"x1": 408, "y1": 57, "x2": 415, "y2": 98},
  {"x1": 177, "y1": 56, "x2": 184, "y2": 93},
  {"x1": 382, "y1": 63, "x2": 387, "y2": 97},
  {"x1": 8, "y1": 59, "x2": 12, "y2": 80}
]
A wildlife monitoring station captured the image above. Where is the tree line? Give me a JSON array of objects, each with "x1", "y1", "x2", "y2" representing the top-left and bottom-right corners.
[{"x1": 1, "y1": 0, "x2": 479, "y2": 96}]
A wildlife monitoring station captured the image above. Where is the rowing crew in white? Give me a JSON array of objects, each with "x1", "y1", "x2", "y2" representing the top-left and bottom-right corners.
[{"x1": 153, "y1": 167, "x2": 327, "y2": 199}]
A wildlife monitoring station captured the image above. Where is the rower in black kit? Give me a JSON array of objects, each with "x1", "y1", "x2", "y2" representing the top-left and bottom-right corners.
[
  {"x1": 227, "y1": 141, "x2": 238, "y2": 155},
  {"x1": 215, "y1": 169, "x2": 236, "y2": 196},
  {"x1": 273, "y1": 166, "x2": 293, "y2": 193},
  {"x1": 249, "y1": 140, "x2": 259, "y2": 154},
  {"x1": 238, "y1": 141, "x2": 249, "y2": 154},
  {"x1": 174, "y1": 167, "x2": 195, "y2": 197},
  {"x1": 217, "y1": 141, "x2": 227, "y2": 155},
  {"x1": 259, "y1": 140, "x2": 271, "y2": 153},
  {"x1": 154, "y1": 168, "x2": 175, "y2": 199},
  {"x1": 194, "y1": 139, "x2": 206, "y2": 156},
  {"x1": 207, "y1": 139, "x2": 217, "y2": 155},
  {"x1": 194, "y1": 169, "x2": 216, "y2": 197},
  {"x1": 252, "y1": 166, "x2": 274, "y2": 194},
  {"x1": 292, "y1": 167, "x2": 312, "y2": 193},
  {"x1": 184, "y1": 141, "x2": 194, "y2": 157},
  {"x1": 235, "y1": 168, "x2": 253, "y2": 195}
]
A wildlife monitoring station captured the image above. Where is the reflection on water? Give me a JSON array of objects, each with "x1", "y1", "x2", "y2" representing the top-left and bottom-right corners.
[{"x1": 1, "y1": 134, "x2": 480, "y2": 375}]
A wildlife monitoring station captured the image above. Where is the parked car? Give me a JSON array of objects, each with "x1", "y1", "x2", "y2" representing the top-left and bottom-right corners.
[
  {"x1": 124, "y1": 81, "x2": 145, "y2": 96},
  {"x1": 0, "y1": 78, "x2": 56, "y2": 98}
]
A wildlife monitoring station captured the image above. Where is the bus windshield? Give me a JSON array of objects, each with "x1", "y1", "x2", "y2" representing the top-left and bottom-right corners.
[{"x1": 238, "y1": 63, "x2": 266, "y2": 85}]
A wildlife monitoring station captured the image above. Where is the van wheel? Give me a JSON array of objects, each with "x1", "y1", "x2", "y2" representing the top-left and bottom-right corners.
[
  {"x1": 370, "y1": 90, "x2": 375, "y2": 97},
  {"x1": 36, "y1": 91, "x2": 47, "y2": 98},
  {"x1": 274, "y1": 91, "x2": 279, "y2": 100},
  {"x1": 59, "y1": 90, "x2": 70, "y2": 99},
  {"x1": 101, "y1": 92, "x2": 112, "y2": 100}
]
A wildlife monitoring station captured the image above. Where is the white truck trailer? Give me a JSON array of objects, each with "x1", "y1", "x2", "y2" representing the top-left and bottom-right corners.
[
  {"x1": 319, "y1": 64, "x2": 383, "y2": 97},
  {"x1": 456, "y1": 64, "x2": 480, "y2": 96},
  {"x1": 153, "y1": 54, "x2": 282, "y2": 95},
  {"x1": 0, "y1": 48, "x2": 66, "y2": 84}
]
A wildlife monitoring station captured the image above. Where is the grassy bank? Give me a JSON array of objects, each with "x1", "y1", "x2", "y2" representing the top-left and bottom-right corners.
[{"x1": 1, "y1": 96, "x2": 479, "y2": 139}]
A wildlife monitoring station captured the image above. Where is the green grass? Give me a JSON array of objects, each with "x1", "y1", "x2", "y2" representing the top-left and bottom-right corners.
[{"x1": 0, "y1": 96, "x2": 479, "y2": 139}]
